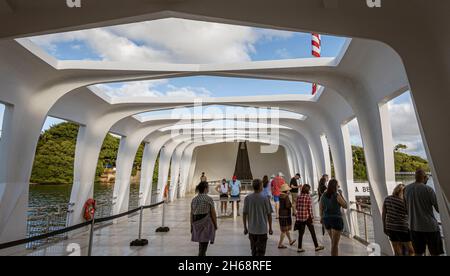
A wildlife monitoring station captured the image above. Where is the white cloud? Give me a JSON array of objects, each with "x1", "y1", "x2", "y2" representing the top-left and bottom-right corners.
[
  {"x1": 275, "y1": 48, "x2": 292, "y2": 59},
  {"x1": 95, "y1": 80, "x2": 166, "y2": 97},
  {"x1": 165, "y1": 85, "x2": 212, "y2": 98},
  {"x1": 254, "y1": 29, "x2": 295, "y2": 40},
  {"x1": 347, "y1": 119, "x2": 363, "y2": 147},
  {"x1": 71, "y1": 44, "x2": 82, "y2": 50},
  {"x1": 94, "y1": 80, "x2": 212, "y2": 98},
  {"x1": 388, "y1": 100, "x2": 426, "y2": 158},
  {"x1": 29, "y1": 18, "x2": 294, "y2": 64},
  {"x1": 346, "y1": 97, "x2": 426, "y2": 158}
]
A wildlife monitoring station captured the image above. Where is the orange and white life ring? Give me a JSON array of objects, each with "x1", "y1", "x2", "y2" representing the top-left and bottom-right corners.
[{"x1": 83, "y1": 198, "x2": 96, "y2": 221}]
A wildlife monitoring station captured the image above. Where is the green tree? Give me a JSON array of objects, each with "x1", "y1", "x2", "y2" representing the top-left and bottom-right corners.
[
  {"x1": 394, "y1": 144, "x2": 408, "y2": 152},
  {"x1": 96, "y1": 133, "x2": 120, "y2": 178},
  {"x1": 31, "y1": 122, "x2": 152, "y2": 184},
  {"x1": 352, "y1": 146, "x2": 368, "y2": 180},
  {"x1": 31, "y1": 122, "x2": 79, "y2": 184},
  {"x1": 350, "y1": 145, "x2": 430, "y2": 180}
]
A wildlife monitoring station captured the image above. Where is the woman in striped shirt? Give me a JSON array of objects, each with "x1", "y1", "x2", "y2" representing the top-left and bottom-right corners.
[{"x1": 382, "y1": 184, "x2": 415, "y2": 256}]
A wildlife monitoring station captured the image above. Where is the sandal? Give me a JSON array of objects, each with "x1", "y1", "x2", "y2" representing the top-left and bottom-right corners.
[
  {"x1": 290, "y1": 240, "x2": 297, "y2": 246},
  {"x1": 278, "y1": 245, "x2": 287, "y2": 249}
]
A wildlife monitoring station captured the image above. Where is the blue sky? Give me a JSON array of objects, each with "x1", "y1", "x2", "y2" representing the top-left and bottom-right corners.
[
  {"x1": 41, "y1": 33, "x2": 345, "y2": 62},
  {"x1": 30, "y1": 18, "x2": 346, "y2": 98},
  {"x1": 4, "y1": 18, "x2": 425, "y2": 159}
]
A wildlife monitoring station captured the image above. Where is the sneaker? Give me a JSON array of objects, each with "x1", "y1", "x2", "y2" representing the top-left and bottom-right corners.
[
  {"x1": 297, "y1": 248, "x2": 305, "y2": 253},
  {"x1": 315, "y1": 246, "x2": 325, "y2": 252}
]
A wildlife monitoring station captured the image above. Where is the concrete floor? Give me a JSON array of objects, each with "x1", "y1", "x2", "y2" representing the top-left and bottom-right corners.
[{"x1": 2, "y1": 196, "x2": 368, "y2": 256}]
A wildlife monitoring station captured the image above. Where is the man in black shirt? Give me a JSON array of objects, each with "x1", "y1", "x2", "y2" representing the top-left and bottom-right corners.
[{"x1": 290, "y1": 173, "x2": 301, "y2": 216}]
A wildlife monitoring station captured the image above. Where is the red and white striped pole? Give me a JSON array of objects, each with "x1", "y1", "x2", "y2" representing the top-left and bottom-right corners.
[{"x1": 312, "y1": 33, "x2": 321, "y2": 95}]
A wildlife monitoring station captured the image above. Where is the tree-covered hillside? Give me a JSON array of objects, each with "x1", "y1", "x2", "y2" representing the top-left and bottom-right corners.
[
  {"x1": 30, "y1": 122, "x2": 155, "y2": 185},
  {"x1": 352, "y1": 145, "x2": 430, "y2": 180}
]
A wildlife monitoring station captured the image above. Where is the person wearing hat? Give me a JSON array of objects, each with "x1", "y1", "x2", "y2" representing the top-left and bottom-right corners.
[
  {"x1": 278, "y1": 183, "x2": 296, "y2": 249},
  {"x1": 229, "y1": 176, "x2": 242, "y2": 216}
]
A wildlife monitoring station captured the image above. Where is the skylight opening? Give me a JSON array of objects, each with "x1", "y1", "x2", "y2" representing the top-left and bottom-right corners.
[
  {"x1": 27, "y1": 17, "x2": 348, "y2": 64},
  {"x1": 134, "y1": 105, "x2": 306, "y2": 123},
  {"x1": 159, "y1": 120, "x2": 291, "y2": 132},
  {"x1": 92, "y1": 76, "x2": 317, "y2": 100}
]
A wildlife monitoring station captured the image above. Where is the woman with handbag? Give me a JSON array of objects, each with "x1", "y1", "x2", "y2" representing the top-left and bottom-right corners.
[
  {"x1": 191, "y1": 181, "x2": 218, "y2": 256},
  {"x1": 295, "y1": 184, "x2": 325, "y2": 253},
  {"x1": 277, "y1": 184, "x2": 296, "y2": 249}
]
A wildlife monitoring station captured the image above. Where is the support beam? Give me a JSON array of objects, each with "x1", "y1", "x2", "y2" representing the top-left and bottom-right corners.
[{"x1": 0, "y1": 103, "x2": 46, "y2": 242}]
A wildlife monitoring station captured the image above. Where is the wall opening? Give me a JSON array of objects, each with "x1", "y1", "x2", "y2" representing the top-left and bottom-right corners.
[
  {"x1": 386, "y1": 91, "x2": 431, "y2": 184},
  {"x1": 94, "y1": 132, "x2": 120, "y2": 217},
  {"x1": 347, "y1": 118, "x2": 374, "y2": 243},
  {"x1": 385, "y1": 91, "x2": 445, "y2": 246},
  {"x1": 27, "y1": 116, "x2": 78, "y2": 246},
  {"x1": 29, "y1": 117, "x2": 77, "y2": 209},
  {"x1": 151, "y1": 150, "x2": 160, "y2": 204},
  {"x1": 128, "y1": 142, "x2": 144, "y2": 210}
]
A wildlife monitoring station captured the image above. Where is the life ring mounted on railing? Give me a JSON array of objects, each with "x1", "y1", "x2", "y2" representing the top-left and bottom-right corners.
[{"x1": 83, "y1": 198, "x2": 96, "y2": 221}]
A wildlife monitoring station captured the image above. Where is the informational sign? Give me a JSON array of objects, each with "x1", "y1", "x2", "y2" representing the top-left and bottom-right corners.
[{"x1": 354, "y1": 182, "x2": 371, "y2": 197}]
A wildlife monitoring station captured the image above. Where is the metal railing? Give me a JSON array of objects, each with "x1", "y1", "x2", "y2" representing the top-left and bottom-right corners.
[
  {"x1": 350, "y1": 201, "x2": 374, "y2": 245},
  {"x1": 25, "y1": 193, "x2": 158, "y2": 250},
  {"x1": 2, "y1": 201, "x2": 167, "y2": 255},
  {"x1": 208, "y1": 179, "x2": 253, "y2": 195},
  {"x1": 26, "y1": 205, "x2": 69, "y2": 249}
]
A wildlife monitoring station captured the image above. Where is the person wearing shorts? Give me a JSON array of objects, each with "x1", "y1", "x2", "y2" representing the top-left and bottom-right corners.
[
  {"x1": 382, "y1": 184, "x2": 414, "y2": 256},
  {"x1": 271, "y1": 173, "x2": 284, "y2": 219},
  {"x1": 404, "y1": 169, "x2": 444, "y2": 256},
  {"x1": 216, "y1": 178, "x2": 230, "y2": 215},
  {"x1": 229, "y1": 176, "x2": 242, "y2": 216},
  {"x1": 320, "y1": 179, "x2": 348, "y2": 256}
]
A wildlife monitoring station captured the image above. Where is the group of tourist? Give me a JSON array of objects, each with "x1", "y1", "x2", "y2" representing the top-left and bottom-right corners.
[
  {"x1": 382, "y1": 169, "x2": 444, "y2": 256},
  {"x1": 190, "y1": 168, "x2": 443, "y2": 257},
  {"x1": 191, "y1": 172, "x2": 336, "y2": 256}
]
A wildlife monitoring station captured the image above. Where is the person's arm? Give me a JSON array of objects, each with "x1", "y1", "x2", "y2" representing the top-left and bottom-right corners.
[
  {"x1": 190, "y1": 210, "x2": 193, "y2": 233},
  {"x1": 290, "y1": 179, "x2": 296, "y2": 189},
  {"x1": 382, "y1": 201, "x2": 387, "y2": 234},
  {"x1": 211, "y1": 207, "x2": 218, "y2": 230},
  {"x1": 430, "y1": 188, "x2": 440, "y2": 213},
  {"x1": 243, "y1": 198, "x2": 248, "y2": 234},
  {"x1": 266, "y1": 199, "x2": 273, "y2": 235},
  {"x1": 243, "y1": 213, "x2": 248, "y2": 235},
  {"x1": 319, "y1": 198, "x2": 324, "y2": 224},
  {"x1": 337, "y1": 193, "x2": 348, "y2": 209},
  {"x1": 286, "y1": 196, "x2": 292, "y2": 209},
  {"x1": 308, "y1": 196, "x2": 313, "y2": 219},
  {"x1": 268, "y1": 214, "x2": 273, "y2": 235}
]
